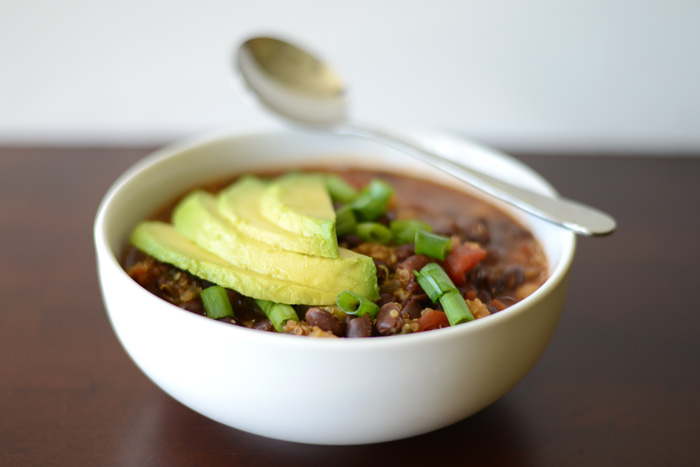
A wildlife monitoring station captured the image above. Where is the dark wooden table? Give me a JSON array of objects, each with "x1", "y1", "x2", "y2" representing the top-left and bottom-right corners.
[{"x1": 1, "y1": 145, "x2": 698, "y2": 466}]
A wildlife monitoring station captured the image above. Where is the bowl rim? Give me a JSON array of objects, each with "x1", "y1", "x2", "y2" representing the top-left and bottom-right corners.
[{"x1": 94, "y1": 127, "x2": 576, "y2": 349}]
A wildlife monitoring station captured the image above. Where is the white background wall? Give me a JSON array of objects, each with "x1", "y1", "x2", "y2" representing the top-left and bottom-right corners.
[{"x1": 1, "y1": 0, "x2": 698, "y2": 153}]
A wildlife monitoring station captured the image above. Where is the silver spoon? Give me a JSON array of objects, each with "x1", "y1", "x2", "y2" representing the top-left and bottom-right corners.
[{"x1": 235, "y1": 36, "x2": 616, "y2": 236}]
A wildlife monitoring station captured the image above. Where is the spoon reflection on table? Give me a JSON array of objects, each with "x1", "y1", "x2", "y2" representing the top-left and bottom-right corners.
[{"x1": 234, "y1": 36, "x2": 616, "y2": 236}]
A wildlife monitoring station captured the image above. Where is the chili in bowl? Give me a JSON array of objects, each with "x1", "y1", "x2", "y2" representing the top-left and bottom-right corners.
[{"x1": 94, "y1": 128, "x2": 575, "y2": 444}]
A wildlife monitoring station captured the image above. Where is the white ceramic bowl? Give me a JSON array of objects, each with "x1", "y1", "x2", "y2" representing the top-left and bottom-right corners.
[{"x1": 94, "y1": 128, "x2": 575, "y2": 445}]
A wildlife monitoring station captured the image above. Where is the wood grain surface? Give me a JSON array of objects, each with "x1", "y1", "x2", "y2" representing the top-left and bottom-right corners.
[{"x1": 1, "y1": 146, "x2": 698, "y2": 466}]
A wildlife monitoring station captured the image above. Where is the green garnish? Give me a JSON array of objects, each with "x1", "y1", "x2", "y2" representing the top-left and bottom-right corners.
[
  {"x1": 414, "y1": 230, "x2": 452, "y2": 260},
  {"x1": 389, "y1": 219, "x2": 433, "y2": 245},
  {"x1": 337, "y1": 290, "x2": 380, "y2": 319},
  {"x1": 255, "y1": 299, "x2": 300, "y2": 332},
  {"x1": 201, "y1": 285, "x2": 235, "y2": 319},
  {"x1": 439, "y1": 290, "x2": 475, "y2": 325},
  {"x1": 415, "y1": 262, "x2": 474, "y2": 326},
  {"x1": 350, "y1": 179, "x2": 394, "y2": 221},
  {"x1": 414, "y1": 262, "x2": 456, "y2": 302},
  {"x1": 335, "y1": 205, "x2": 358, "y2": 237},
  {"x1": 326, "y1": 174, "x2": 359, "y2": 203},
  {"x1": 356, "y1": 222, "x2": 393, "y2": 244}
]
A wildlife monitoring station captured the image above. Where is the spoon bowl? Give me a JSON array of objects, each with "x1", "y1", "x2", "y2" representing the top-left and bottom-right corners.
[
  {"x1": 235, "y1": 36, "x2": 617, "y2": 237},
  {"x1": 237, "y1": 37, "x2": 347, "y2": 126}
]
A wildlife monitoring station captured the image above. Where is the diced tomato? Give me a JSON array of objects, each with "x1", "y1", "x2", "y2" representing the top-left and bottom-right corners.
[
  {"x1": 490, "y1": 299, "x2": 507, "y2": 311},
  {"x1": 442, "y1": 243, "x2": 487, "y2": 285},
  {"x1": 417, "y1": 309, "x2": 450, "y2": 331},
  {"x1": 128, "y1": 265, "x2": 151, "y2": 286}
]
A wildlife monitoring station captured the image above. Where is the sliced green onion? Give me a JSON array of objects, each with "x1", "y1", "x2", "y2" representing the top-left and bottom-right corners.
[
  {"x1": 337, "y1": 290, "x2": 380, "y2": 319},
  {"x1": 414, "y1": 262, "x2": 457, "y2": 302},
  {"x1": 414, "y1": 230, "x2": 452, "y2": 260},
  {"x1": 350, "y1": 179, "x2": 394, "y2": 221},
  {"x1": 415, "y1": 263, "x2": 474, "y2": 326},
  {"x1": 366, "y1": 178, "x2": 394, "y2": 200},
  {"x1": 356, "y1": 222, "x2": 393, "y2": 244},
  {"x1": 439, "y1": 290, "x2": 475, "y2": 325},
  {"x1": 389, "y1": 219, "x2": 433, "y2": 245},
  {"x1": 326, "y1": 174, "x2": 359, "y2": 203},
  {"x1": 335, "y1": 205, "x2": 357, "y2": 236},
  {"x1": 255, "y1": 299, "x2": 299, "y2": 332},
  {"x1": 201, "y1": 285, "x2": 234, "y2": 319}
]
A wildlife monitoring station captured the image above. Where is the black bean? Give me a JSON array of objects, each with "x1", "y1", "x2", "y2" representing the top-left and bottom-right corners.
[
  {"x1": 396, "y1": 254, "x2": 431, "y2": 275},
  {"x1": 345, "y1": 315, "x2": 372, "y2": 338},
  {"x1": 122, "y1": 245, "x2": 147, "y2": 268},
  {"x1": 478, "y1": 289, "x2": 492, "y2": 304},
  {"x1": 393, "y1": 243, "x2": 415, "y2": 263},
  {"x1": 254, "y1": 319, "x2": 276, "y2": 332},
  {"x1": 457, "y1": 282, "x2": 475, "y2": 296},
  {"x1": 430, "y1": 217, "x2": 458, "y2": 236},
  {"x1": 462, "y1": 218, "x2": 491, "y2": 245},
  {"x1": 373, "y1": 259, "x2": 390, "y2": 283},
  {"x1": 305, "y1": 308, "x2": 343, "y2": 336},
  {"x1": 487, "y1": 266, "x2": 524, "y2": 294},
  {"x1": 375, "y1": 303, "x2": 404, "y2": 335},
  {"x1": 406, "y1": 280, "x2": 423, "y2": 294},
  {"x1": 377, "y1": 293, "x2": 396, "y2": 307},
  {"x1": 181, "y1": 299, "x2": 205, "y2": 316},
  {"x1": 375, "y1": 213, "x2": 392, "y2": 226},
  {"x1": 486, "y1": 246, "x2": 504, "y2": 262},
  {"x1": 503, "y1": 266, "x2": 525, "y2": 290},
  {"x1": 225, "y1": 288, "x2": 244, "y2": 304},
  {"x1": 400, "y1": 296, "x2": 425, "y2": 320},
  {"x1": 467, "y1": 267, "x2": 488, "y2": 288},
  {"x1": 340, "y1": 234, "x2": 363, "y2": 248}
]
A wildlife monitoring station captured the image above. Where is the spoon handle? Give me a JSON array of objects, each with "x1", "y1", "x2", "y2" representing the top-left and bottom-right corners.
[{"x1": 336, "y1": 124, "x2": 616, "y2": 236}]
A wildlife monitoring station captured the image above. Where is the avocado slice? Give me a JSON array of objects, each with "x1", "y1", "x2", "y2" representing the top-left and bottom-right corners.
[
  {"x1": 218, "y1": 176, "x2": 340, "y2": 259},
  {"x1": 129, "y1": 221, "x2": 339, "y2": 305},
  {"x1": 259, "y1": 173, "x2": 336, "y2": 241},
  {"x1": 172, "y1": 190, "x2": 379, "y2": 300}
]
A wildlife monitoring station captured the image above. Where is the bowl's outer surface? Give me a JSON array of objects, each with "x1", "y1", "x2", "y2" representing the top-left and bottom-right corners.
[{"x1": 95, "y1": 128, "x2": 575, "y2": 445}]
